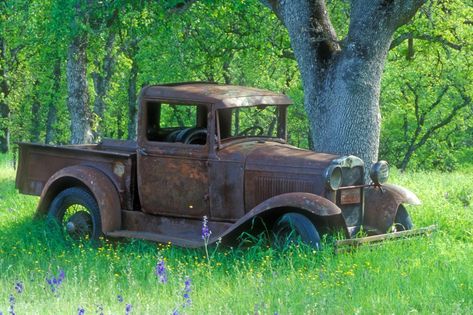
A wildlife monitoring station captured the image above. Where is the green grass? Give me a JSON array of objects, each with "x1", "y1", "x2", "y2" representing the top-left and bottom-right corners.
[{"x1": 0, "y1": 154, "x2": 472, "y2": 314}]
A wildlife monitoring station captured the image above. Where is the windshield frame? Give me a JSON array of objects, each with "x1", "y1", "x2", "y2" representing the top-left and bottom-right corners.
[{"x1": 215, "y1": 104, "x2": 288, "y2": 150}]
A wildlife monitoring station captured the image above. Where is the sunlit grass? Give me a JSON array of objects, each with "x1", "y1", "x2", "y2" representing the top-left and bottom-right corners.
[{"x1": 0, "y1": 155, "x2": 472, "y2": 314}]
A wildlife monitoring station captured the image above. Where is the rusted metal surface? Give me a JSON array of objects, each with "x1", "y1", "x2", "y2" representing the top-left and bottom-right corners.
[
  {"x1": 363, "y1": 184, "x2": 421, "y2": 235},
  {"x1": 106, "y1": 210, "x2": 233, "y2": 248},
  {"x1": 37, "y1": 165, "x2": 122, "y2": 233},
  {"x1": 137, "y1": 150, "x2": 210, "y2": 218},
  {"x1": 141, "y1": 83, "x2": 293, "y2": 109},
  {"x1": 16, "y1": 142, "x2": 136, "y2": 211},
  {"x1": 16, "y1": 82, "x2": 424, "y2": 248}
]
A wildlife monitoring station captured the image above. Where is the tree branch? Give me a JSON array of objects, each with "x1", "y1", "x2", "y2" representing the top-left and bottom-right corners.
[
  {"x1": 390, "y1": 33, "x2": 463, "y2": 51},
  {"x1": 262, "y1": 0, "x2": 340, "y2": 64}
]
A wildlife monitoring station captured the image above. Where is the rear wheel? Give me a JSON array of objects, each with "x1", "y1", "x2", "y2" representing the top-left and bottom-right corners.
[
  {"x1": 393, "y1": 205, "x2": 413, "y2": 231},
  {"x1": 48, "y1": 187, "x2": 102, "y2": 241},
  {"x1": 272, "y1": 212, "x2": 321, "y2": 249}
]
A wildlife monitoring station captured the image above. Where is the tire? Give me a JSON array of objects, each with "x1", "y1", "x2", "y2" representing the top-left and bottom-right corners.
[
  {"x1": 272, "y1": 212, "x2": 321, "y2": 249},
  {"x1": 48, "y1": 187, "x2": 102, "y2": 241},
  {"x1": 393, "y1": 205, "x2": 413, "y2": 231}
]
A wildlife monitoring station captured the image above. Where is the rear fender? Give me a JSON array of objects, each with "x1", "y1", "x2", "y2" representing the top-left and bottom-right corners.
[
  {"x1": 218, "y1": 192, "x2": 349, "y2": 243},
  {"x1": 364, "y1": 184, "x2": 421, "y2": 234},
  {"x1": 37, "y1": 165, "x2": 121, "y2": 233}
]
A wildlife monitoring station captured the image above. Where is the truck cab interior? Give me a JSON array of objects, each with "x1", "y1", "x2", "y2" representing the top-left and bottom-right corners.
[{"x1": 145, "y1": 101, "x2": 208, "y2": 145}]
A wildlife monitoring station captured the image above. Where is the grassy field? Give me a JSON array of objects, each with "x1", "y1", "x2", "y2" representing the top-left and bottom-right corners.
[{"x1": 0, "y1": 154, "x2": 472, "y2": 314}]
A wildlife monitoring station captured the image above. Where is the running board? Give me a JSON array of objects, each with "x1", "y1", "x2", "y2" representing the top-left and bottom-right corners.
[
  {"x1": 334, "y1": 225, "x2": 437, "y2": 254},
  {"x1": 105, "y1": 230, "x2": 203, "y2": 248}
]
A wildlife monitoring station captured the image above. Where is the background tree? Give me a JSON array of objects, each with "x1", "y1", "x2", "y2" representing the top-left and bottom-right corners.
[
  {"x1": 1, "y1": 0, "x2": 472, "y2": 173},
  {"x1": 380, "y1": 0, "x2": 473, "y2": 171},
  {"x1": 261, "y1": 0, "x2": 427, "y2": 170},
  {"x1": 0, "y1": 0, "x2": 31, "y2": 152}
]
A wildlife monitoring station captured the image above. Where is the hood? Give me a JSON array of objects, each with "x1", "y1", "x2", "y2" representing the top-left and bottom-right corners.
[
  {"x1": 244, "y1": 142, "x2": 339, "y2": 175},
  {"x1": 218, "y1": 141, "x2": 364, "y2": 211}
]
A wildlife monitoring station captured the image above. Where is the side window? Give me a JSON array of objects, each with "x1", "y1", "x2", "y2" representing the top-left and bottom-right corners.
[{"x1": 146, "y1": 102, "x2": 208, "y2": 145}]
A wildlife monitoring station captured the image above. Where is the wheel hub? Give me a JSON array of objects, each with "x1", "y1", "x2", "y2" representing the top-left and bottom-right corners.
[
  {"x1": 65, "y1": 211, "x2": 93, "y2": 239},
  {"x1": 66, "y1": 221, "x2": 76, "y2": 233}
]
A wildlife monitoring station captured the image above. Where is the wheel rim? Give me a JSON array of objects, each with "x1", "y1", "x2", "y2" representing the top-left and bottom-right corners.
[{"x1": 62, "y1": 207, "x2": 93, "y2": 239}]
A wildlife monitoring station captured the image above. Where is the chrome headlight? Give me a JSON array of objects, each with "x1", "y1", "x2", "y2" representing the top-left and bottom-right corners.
[
  {"x1": 324, "y1": 165, "x2": 342, "y2": 190},
  {"x1": 370, "y1": 161, "x2": 389, "y2": 185}
]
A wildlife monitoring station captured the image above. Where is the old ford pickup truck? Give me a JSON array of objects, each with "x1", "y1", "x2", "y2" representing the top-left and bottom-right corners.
[{"x1": 16, "y1": 83, "x2": 424, "y2": 248}]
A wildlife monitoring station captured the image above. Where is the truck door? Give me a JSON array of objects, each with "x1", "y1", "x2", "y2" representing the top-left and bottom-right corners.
[{"x1": 137, "y1": 101, "x2": 210, "y2": 218}]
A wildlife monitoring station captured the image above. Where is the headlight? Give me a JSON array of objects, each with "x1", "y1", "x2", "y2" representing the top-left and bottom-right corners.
[
  {"x1": 370, "y1": 161, "x2": 389, "y2": 185},
  {"x1": 325, "y1": 165, "x2": 342, "y2": 190}
]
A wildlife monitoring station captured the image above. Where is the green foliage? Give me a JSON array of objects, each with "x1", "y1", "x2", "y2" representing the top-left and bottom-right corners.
[
  {"x1": 380, "y1": 0, "x2": 473, "y2": 171},
  {"x1": 1, "y1": 158, "x2": 472, "y2": 313},
  {"x1": 0, "y1": 0, "x2": 472, "y2": 169}
]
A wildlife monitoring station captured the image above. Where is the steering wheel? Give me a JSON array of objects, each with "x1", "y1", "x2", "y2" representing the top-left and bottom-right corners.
[{"x1": 238, "y1": 125, "x2": 264, "y2": 136}]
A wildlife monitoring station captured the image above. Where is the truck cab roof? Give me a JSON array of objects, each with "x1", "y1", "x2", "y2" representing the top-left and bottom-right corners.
[{"x1": 141, "y1": 82, "x2": 293, "y2": 109}]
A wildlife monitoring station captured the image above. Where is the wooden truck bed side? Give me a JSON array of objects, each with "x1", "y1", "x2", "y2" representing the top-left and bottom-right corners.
[{"x1": 15, "y1": 141, "x2": 138, "y2": 211}]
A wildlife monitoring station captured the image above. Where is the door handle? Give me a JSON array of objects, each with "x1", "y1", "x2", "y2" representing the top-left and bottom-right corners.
[{"x1": 138, "y1": 147, "x2": 148, "y2": 156}]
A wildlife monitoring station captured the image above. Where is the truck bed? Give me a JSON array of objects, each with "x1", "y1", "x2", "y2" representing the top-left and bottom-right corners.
[{"x1": 15, "y1": 139, "x2": 138, "y2": 210}]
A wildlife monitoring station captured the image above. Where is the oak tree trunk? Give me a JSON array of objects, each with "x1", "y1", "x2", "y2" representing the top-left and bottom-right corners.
[
  {"x1": 92, "y1": 31, "x2": 116, "y2": 127},
  {"x1": 127, "y1": 57, "x2": 138, "y2": 140},
  {"x1": 30, "y1": 81, "x2": 41, "y2": 142},
  {"x1": 45, "y1": 58, "x2": 61, "y2": 144},
  {"x1": 66, "y1": 33, "x2": 93, "y2": 144},
  {"x1": 0, "y1": 37, "x2": 10, "y2": 152},
  {"x1": 264, "y1": 0, "x2": 424, "y2": 173}
]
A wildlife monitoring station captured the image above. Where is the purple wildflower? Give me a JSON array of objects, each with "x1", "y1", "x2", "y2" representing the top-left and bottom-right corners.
[
  {"x1": 8, "y1": 294, "x2": 15, "y2": 315},
  {"x1": 172, "y1": 309, "x2": 179, "y2": 315},
  {"x1": 77, "y1": 306, "x2": 85, "y2": 315},
  {"x1": 14, "y1": 282, "x2": 23, "y2": 294},
  {"x1": 125, "y1": 303, "x2": 132, "y2": 315},
  {"x1": 155, "y1": 260, "x2": 167, "y2": 283},
  {"x1": 202, "y1": 216, "x2": 212, "y2": 240},
  {"x1": 117, "y1": 295, "x2": 124, "y2": 303},
  {"x1": 46, "y1": 269, "x2": 65, "y2": 295},
  {"x1": 58, "y1": 270, "x2": 65, "y2": 282},
  {"x1": 183, "y1": 277, "x2": 191, "y2": 307}
]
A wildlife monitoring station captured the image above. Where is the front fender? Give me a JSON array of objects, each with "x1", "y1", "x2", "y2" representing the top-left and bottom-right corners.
[
  {"x1": 216, "y1": 192, "x2": 349, "y2": 244},
  {"x1": 364, "y1": 184, "x2": 421, "y2": 234},
  {"x1": 37, "y1": 165, "x2": 121, "y2": 233}
]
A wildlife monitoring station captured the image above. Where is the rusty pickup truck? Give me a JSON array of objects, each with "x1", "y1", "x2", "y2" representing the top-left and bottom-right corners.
[{"x1": 16, "y1": 83, "x2": 424, "y2": 248}]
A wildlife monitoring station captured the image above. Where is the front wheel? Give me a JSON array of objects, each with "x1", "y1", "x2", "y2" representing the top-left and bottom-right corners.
[
  {"x1": 272, "y1": 212, "x2": 321, "y2": 249},
  {"x1": 48, "y1": 187, "x2": 102, "y2": 241},
  {"x1": 393, "y1": 205, "x2": 413, "y2": 232}
]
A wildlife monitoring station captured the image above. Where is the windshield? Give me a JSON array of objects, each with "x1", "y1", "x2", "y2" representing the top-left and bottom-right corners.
[{"x1": 218, "y1": 105, "x2": 286, "y2": 141}]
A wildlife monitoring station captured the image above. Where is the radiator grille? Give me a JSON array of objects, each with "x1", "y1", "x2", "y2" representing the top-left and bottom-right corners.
[
  {"x1": 341, "y1": 166, "x2": 363, "y2": 186},
  {"x1": 255, "y1": 176, "x2": 316, "y2": 202},
  {"x1": 339, "y1": 166, "x2": 364, "y2": 227}
]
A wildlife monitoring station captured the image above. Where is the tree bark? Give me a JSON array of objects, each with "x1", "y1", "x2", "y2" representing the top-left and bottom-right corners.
[
  {"x1": 66, "y1": 32, "x2": 93, "y2": 144},
  {"x1": 0, "y1": 37, "x2": 10, "y2": 152},
  {"x1": 127, "y1": 56, "x2": 138, "y2": 140},
  {"x1": 92, "y1": 31, "x2": 116, "y2": 125},
  {"x1": 263, "y1": 0, "x2": 425, "y2": 172},
  {"x1": 45, "y1": 58, "x2": 61, "y2": 144},
  {"x1": 30, "y1": 81, "x2": 41, "y2": 142}
]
